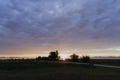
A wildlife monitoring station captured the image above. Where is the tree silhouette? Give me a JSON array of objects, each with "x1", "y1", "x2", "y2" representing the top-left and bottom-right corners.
[
  {"x1": 36, "y1": 56, "x2": 41, "y2": 60},
  {"x1": 80, "y1": 56, "x2": 90, "y2": 63},
  {"x1": 48, "y1": 50, "x2": 60, "y2": 61},
  {"x1": 70, "y1": 54, "x2": 79, "y2": 62},
  {"x1": 36, "y1": 56, "x2": 49, "y2": 61}
]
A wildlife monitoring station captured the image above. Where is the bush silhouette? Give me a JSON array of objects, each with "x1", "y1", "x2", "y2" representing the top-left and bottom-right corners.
[
  {"x1": 80, "y1": 56, "x2": 90, "y2": 63},
  {"x1": 70, "y1": 54, "x2": 79, "y2": 62},
  {"x1": 36, "y1": 56, "x2": 41, "y2": 60},
  {"x1": 36, "y1": 56, "x2": 49, "y2": 61}
]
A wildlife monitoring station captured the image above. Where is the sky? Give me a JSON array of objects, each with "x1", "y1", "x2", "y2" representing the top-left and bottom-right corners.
[{"x1": 0, "y1": 0, "x2": 120, "y2": 57}]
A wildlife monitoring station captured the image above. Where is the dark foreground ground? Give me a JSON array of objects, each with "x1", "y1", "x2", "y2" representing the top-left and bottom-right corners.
[
  {"x1": 91, "y1": 59, "x2": 120, "y2": 66},
  {"x1": 0, "y1": 60, "x2": 120, "y2": 80}
]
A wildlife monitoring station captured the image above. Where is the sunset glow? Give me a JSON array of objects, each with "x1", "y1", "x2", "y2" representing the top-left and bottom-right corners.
[
  {"x1": 60, "y1": 54, "x2": 69, "y2": 60},
  {"x1": 0, "y1": 0, "x2": 120, "y2": 58}
]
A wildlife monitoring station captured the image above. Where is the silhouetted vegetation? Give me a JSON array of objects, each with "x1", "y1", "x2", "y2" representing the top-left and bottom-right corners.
[
  {"x1": 36, "y1": 56, "x2": 41, "y2": 60},
  {"x1": 80, "y1": 56, "x2": 90, "y2": 63},
  {"x1": 36, "y1": 56, "x2": 49, "y2": 61},
  {"x1": 36, "y1": 51, "x2": 91, "y2": 63},
  {"x1": 70, "y1": 54, "x2": 79, "y2": 62},
  {"x1": 0, "y1": 51, "x2": 120, "y2": 80},
  {"x1": 48, "y1": 50, "x2": 60, "y2": 61}
]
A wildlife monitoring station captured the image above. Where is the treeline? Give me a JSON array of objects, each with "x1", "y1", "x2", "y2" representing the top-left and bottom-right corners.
[{"x1": 36, "y1": 50, "x2": 90, "y2": 63}]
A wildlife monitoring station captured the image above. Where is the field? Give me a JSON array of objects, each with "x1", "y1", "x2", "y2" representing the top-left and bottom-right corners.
[
  {"x1": 0, "y1": 59, "x2": 120, "y2": 80},
  {"x1": 91, "y1": 59, "x2": 120, "y2": 66}
]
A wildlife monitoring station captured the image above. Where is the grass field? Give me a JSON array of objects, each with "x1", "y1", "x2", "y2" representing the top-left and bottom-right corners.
[
  {"x1": 91, "y1": 59, "x2": 120, "y2": 66},
  {"x1": 0, "y1": 59, "x2": 120, "y2": 80}
]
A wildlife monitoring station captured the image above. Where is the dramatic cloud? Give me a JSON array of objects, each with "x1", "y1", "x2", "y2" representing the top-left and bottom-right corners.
[{"x1": 0, "y1": 0, "x2": 120, "y2": 56}]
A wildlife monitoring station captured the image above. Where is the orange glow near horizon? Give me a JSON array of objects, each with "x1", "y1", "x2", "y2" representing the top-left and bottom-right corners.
[
  {"x1": 0, "y1": 49, "x2": 120, "y2": 58},
  {"x1": 60, "y1": 54, "x2": 70, "y2": 60}
]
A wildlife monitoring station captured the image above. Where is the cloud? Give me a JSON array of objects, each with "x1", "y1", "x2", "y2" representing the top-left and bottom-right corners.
[{"x1": 0, "y1": 0, "x2": 120, "y2": 55}]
